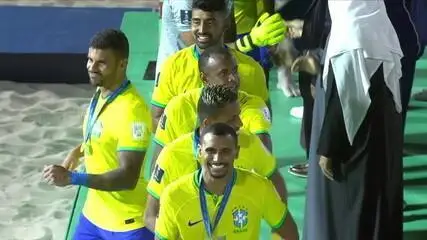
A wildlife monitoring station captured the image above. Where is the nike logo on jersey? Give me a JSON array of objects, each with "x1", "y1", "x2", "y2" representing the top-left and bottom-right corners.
[{"x1": 188, "y1": 219, "x2": 203, "y2": 227}]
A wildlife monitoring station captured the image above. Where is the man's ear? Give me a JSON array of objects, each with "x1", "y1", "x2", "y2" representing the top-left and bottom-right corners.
[
  {"x1": 201, "y1": 118, "x2": 210, "y2": 128},
  {"x1": 198, "y1": 143, "x2": 203, "y2": 157},
  {"x1": 121, "y1": 58, "x2": 128, "y2": 71}
]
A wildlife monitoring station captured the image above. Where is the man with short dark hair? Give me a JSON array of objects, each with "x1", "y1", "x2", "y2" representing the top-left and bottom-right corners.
[
  {"x1": 43, "y1": 29, "x2": 154, "y2": 239},
  {"x1": 155, "y1": 122, "x2": 298, "y2": 240}
]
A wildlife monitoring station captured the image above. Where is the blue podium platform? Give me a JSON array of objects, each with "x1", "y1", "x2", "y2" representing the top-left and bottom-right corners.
[{"x1": 0, "y1": 6, "x2": 150, "y2": 83}]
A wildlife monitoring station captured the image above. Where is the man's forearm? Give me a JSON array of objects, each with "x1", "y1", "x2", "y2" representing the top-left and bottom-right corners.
[
  {"x1": 145, "y1": 215, "x2": 156, "y2": 232},
  {"x1": 81, "y1": 168, "x2": 139, "y2": 191},
  {"x1": 73, "y1": 144, "x2": 84, "y2": 158},
  {"x1": 257, "y1": 133, "x2": 273, "y2": 152},
  {"x1": 270, "y1": 170, "x2": 288, "y2": 203},
  {"x1": 144, "y1": 195, "x2": 160, "y2": 232}
]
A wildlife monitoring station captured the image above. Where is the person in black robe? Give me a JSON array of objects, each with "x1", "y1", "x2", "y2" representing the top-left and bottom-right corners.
[
  {"x1": 303, "y1": 1, "x2": 404, "y2": 239},
  {"x1": 278, "y1": 0, "x2": 329, "y2": 177}
]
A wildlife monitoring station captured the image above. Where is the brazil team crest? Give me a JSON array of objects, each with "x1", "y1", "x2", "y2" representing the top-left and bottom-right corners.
[{"x1": 232, "y1": 206, "x2": 248, "y2": 233}]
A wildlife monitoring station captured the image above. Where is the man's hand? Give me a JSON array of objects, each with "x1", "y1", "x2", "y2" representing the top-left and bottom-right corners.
[
  {"x1": 236, "y1": 12, "x2": 286, "y2": 53},
  {"x1": 42, "y1": 165, "x2": 71, "y2": 187},
  {"x1": 319, "y1": 156, "x2": 334, "y2": 181},
  {"x1": 61, "y1": 147, "x2": 82, "y2": 170},
  {"x1": 251, "y1": 12, "x2": 286, "y2": 47},
  {"x1": 286, "y1": 20, "x2": 304, "y2": 38},
  {"x1": 291, "y1": 50, "x2": 321, "y2": 75}
]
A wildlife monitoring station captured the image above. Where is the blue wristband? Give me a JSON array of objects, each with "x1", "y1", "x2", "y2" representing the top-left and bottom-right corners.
[{"x1": 70, "y1": 172, "x2": 88, "y2": 186}]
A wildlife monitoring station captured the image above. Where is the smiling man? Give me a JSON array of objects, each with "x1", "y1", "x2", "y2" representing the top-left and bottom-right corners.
[
  {"x1": 150, "y1": 0, "x2": 270, "y2": 131},
  {"x1": 154, "y1": 123, "x2": 298, "y2": 240},
  {"x1": 42, "y1": 29, "x2": 153, "y2": 239},
  {"x1": 144, "y1": 85, "x2": 288, "y2": 233}
]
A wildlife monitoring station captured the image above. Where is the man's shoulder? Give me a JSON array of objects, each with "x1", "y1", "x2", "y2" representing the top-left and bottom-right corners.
[
  {"x1": 235, "y1": 168, "x2": 269, "y2": 189},
  {"x1": 159, "y1": 133, "x2": 194, "y2": 164},
  {"x1": 238, "y1": 90, "x2": 265, "y2": 107},
  {"x1": 237, "y1": 129, "x2": 259, "y2": 145},
  {"x1": 161, "y1": 172, "x2": 197, "y2": 208},
  {"x1": 231, "y1": 48, "x2": 262, "y2": 67},
  {"x1": 165, "y1": 172, "x2": 195, "y2": 195},
  {"x1": 167, "y1": 88, "x2": 200, "y2": 109},
  {"x1": 116, "y1": 87, "x2": 150, "y2": 114},
  {"x1": 165, "y1": 46, "x2": 195, "y2": 66},
  {"x1": 165, "y1": 132, "x2": 194, "y2": 150}
]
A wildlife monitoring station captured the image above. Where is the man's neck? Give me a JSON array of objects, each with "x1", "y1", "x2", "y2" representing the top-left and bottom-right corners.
[
  {"x1": 202, "y1": 169, "x2": 233, "y2": 195},
  {"x1": 100, "y1": 77, "x2": 126, "y2": 98}
]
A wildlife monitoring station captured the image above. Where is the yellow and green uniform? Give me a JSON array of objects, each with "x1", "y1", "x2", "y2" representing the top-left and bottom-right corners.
[
  {"x1": 81, "y1": 84, "x2": 152, "y2": 232},
  {"x1": 151, "y1": 45, "x2": 268, "y2": 108},
  {"x1": 155, "y1": 168, "x2": 288, "y2": 239},
  {"x1": 154, "y1": 88, "x2": 271, "y2": 147},
  {"x1": 234, "y1": 0, "x2": 260, "y2": 34},
  {"x1": 147, "y1": 129, "x2": 276, "y2": 200}
]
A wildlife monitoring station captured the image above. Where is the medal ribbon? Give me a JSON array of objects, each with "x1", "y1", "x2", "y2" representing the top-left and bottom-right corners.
[
  {"x1": 85, "y1": 80, "x2": 131, "y2": 143},
  {"x1": 198, "y1": 169, "x2": 235, "y2": 239}
]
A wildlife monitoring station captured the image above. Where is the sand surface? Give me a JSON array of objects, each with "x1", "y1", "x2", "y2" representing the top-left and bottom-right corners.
[{"x1": 0, "y1": 81, "x2": 93, "y2": 240}]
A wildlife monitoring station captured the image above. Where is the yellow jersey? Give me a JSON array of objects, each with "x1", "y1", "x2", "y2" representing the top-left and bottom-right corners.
[
  {"x1": 151, "y1": 45, "x2": 268, "y2": 108},
  {"x1": 234, "y1": 0, "x2": 259, "y2": 34},
  {"x1": 155, "y1": 168, "x2": 288, "y2": 239},
  {"x1": 154, "y1": 88, "x2": 271, "y2": 147},
  {"x1": 147, "y1": 129, "x2": 276, "y2": 200},
  {"x1": 81, "y1": 84, "x2": 152, "y2": 231}
]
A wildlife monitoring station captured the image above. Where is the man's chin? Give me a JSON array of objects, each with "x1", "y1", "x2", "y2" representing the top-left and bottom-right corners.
[
  {"x1": 196, "y1": 42, "x2": 213, "y2": 50},
  {"x1": 208, "y1": 169, "x2": 229, "y2": 179},
  {"x1": 89, "y1": 78, "x2": 102, "y2": 87}
]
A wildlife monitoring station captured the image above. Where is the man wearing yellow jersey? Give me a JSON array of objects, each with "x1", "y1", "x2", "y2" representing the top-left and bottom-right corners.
[
  {"x1": 151, "y1": 0, "x2": 276, "y2": 130},
  {"x1": 151, "y1": 47, "x2": 272, "y2": 170},
  {"x1": 42, "y1": 29, "x2": 153, "y2": 239},
  {"x1": 155, "y1": 123, "x2": 298, "y2": 240},
  {"x1": 234, "y1": 0, "x2": 275, "y2": 87},
  {"x1": 144, "y1": 85, "x2": 288, "y2": 232}
]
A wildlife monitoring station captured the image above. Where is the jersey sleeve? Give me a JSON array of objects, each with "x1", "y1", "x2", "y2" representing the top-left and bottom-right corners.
[
  {"x1": 151, "y1": 56, "x2": 176, "y2": 108},
  {"x1": 147, "y1": 148, "x2": 172, "y2": 199},
  {"x1": 262, "y1": 179, "x2": 288, "y2": 230},
  {"x1": 241, "y1": 100, "x2": 271, "y2": 134},
  {"x1": 155, "y1": 189, "x2": 179, "y2": 240},
  {"x1": 116, "y1": 103, "x2": 152, "y2": 152},
  {"x1": 251, "y1": 136, "x2": 276, "y2": 178},
  {"x1": 252, "y1": 63, "x2": 269, "y2": 102},
  {"x1": 246, "y1": 107, "x2": 271, "y2": 134},
  {"x1": 153, "y1": 99, "x2": 179, "y2": 146},
  {"x1": 170, "y1": 0, "x2": 192, "y2": 32}
]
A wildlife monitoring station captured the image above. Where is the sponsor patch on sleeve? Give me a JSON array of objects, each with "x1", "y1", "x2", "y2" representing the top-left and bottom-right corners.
[
  {"x1": 262, "y1": 107, "x2": 271, "y2": 123},
  {"x1": 159, "y1": 114, "x2": 167, "y2": 130},
  {"x1": 132, "y1": 122, "x2": 145, "y2": 140},
  {"x1": 153, "y1": 164, "x2": 165, "y2": 183}
]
